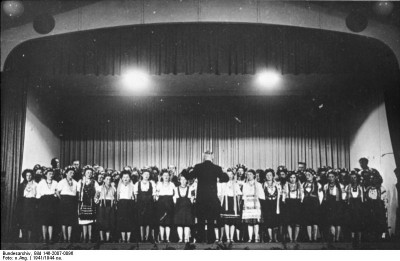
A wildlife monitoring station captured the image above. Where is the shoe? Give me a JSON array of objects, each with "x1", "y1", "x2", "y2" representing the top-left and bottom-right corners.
[
  {"x1": 255, "y1": 239, "x2": 260, "y2": 243},
  {"x1": 247, "y1": 240, "x2": 252, "y2": 243},
  {"x1": 178, "y1": 240, "x2": 183, "y2": 243}
]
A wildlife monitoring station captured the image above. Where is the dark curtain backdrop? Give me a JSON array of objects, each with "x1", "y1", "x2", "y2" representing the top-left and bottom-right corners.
[
  {"x1": 4, "y1": 23, "x2": 398, "y2": 77},
  {"x1": 1, "y1": 73, "x2": 28, "y2": 241},
  {"x1": 60, "y1": 96, "x2": 350, "y2": 171}
]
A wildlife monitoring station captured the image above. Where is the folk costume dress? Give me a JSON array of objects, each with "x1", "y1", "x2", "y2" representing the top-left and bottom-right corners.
[
  {"x1": 116, "y1": 181, "x2": 136, "y2": 232},
  {"x1": 156, "y1": 182, "x2": 176, "y2": 226},
  {"x1": 174, "y1": 186, "x2": 195, "y2": 227},
  {"x1": 261, "y1": 182, "x2": 281, "y2": 228},
  {"x1": 95, "y1": 184, "x2": 117, "y2": 232},
  {"x1": 17, "y1": 181, "x2": 38, "y2": 230},
  {"x1": 57, "y1": 178, "x2": 79, "y2": 226},
  {"x1": 134, "y1": 180, "x2": 156, "y2": 226},
  {"x1": 364, "y1": 185, "x2": 388, "y2": 234},
  {"x1": 242, "y1": 180, "x2": 264, "y2": 224},
  {"x1": 37, "y1": 179, "x2": 59, "y2": 226},
  {"x1": 78, "y1": 178, "x2": 96, "y2": 225},
  {"x1": 219, "y1": 180, "x2": 242, "y2": 226},
  {"x1": 301, "y1": 181, "x2": 322, "y2": 226},
  {"x1": 282, "y1": 182, "x2": 304, "y2": 225},
  {"x1": 322, "y1": 183, "x2": 346, "y2": 226},
  {"x1": 345, "y1": 184, "x2": 365, "y2": 232}
]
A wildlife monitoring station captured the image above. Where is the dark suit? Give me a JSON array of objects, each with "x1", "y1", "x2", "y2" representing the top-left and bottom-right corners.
[{"x1": 189, "y1": 160, "x2": 228, "y2": 242}]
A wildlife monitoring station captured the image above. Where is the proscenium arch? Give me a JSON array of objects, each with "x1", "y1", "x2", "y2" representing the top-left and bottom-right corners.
[{"x1": 1, "y1": 0, "x2": 400, "y2": 71}]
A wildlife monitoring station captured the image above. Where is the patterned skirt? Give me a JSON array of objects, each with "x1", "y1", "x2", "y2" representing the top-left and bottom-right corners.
[
  {"x1": 78, "y1": 203, "x2": 96, "y2": 225},
  {"x1": 242, "y1": 195, "x2": 261, "y2": 224},
  {"x1": 220, "y1": 196, "x2": 241, "y2": 226}
]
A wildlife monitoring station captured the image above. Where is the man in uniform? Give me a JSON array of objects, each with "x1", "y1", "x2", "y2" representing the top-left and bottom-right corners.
[{"x1": 188, "y1": 151, "x2": 229, "y2": 243}]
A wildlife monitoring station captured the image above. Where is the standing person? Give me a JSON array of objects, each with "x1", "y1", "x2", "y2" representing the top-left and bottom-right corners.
[
  {"x1": 282, "y1": 172, "x2": 304, "y2": 243},
  {"x1": 134, "y1": 169, "x2": 156, "y2": 242},
  {"x1": 78, "y1": 166, "x2": 97, "y2": 243},
  {"x1": 95, "y1": 173, "x2": 117, "y2": 242},
  {"x1": 345, "y1": 171, "x2": 365, "y2": 244},
  {"x1": 322, "y1": 170, "x2": 346, "y2": 242},
  {"x1": 37, "y1": 169, "x2": 58, "y2": 244},
  {"x1": 51, "y1": 158, "x2": 63, "y2": 182},
  {"x1": 276, "y1": 166, "x2": 288, "y2": 242},
  {"x1": 358, "y1": 158, "x2": 383, "y2": 187},
  {"x1": 174, "y1": 172, "x2": 195, "y2": 243},
  {"x1": 156, "y1": 169, "x2": 176, "y2": 243},
  {"x1": 33, "y1": 164, "x2": 43, "y2": 184},
  {"x1": 116, "y1": 170, "x2": 136, "y2": 243},
  {"x1": 364, "y1": 175, "x2": 388, "y2": 242},
  {"x1": 301, "y1": 169, "x2": 322, "y2": 242},
  {"x1": 72, "y1": 160, "x2": 82, "y2": 182},
  {"x1": 17, "y1": 169, "x2": 37, "y2": 242},
  {"x1": 187, "y1": 151, "x2": 229, "y2": 243},
  {"x1": 168, "y1": 165, "x2": 180, "y2": 187},
  {"x1": 297, "y1": 162, "x2": 307, "y2": 183},
  {"x1": 219, "y1": 168, "x2": 242, "y2": 243},
  {"x1": 56, "y1": 166, "x2": 79, "y2": 243},
  {"x1": 242, "y1": 169, "x2": 264, "y2": 243},
  {"x1": 260, "y1": 169, "x2": 281, "y2": 243}
]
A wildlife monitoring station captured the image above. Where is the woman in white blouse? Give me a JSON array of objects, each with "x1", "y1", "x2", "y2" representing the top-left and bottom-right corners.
[
  {"x1": 37, "y1": 168, "x2": 58, "y2": 244},
  {"x1": 56, "y1": 166, "x2": 79, "y2": 243},
  {"x1": 95, "y1": 173, "x2": 117, "y2": 242},
  {"x1": 282, "y1": 172, "x2": 304, "y2": 243},
  {"x1": 134, "y1": 169, "x2": 156, "y2": 242},
  {"x1": 242, "y1": 169, "x2": 264, "y2": 243},
  {"x1": 219, "y1": 168, "x2": 242, "y2": 243},
  {"x1": 17, "y1": 169, "x2": 37, "y2": 242},
  {"x1": 156, "y1": 169, "x2": 176, "y2": 243},
  {"x1": 173, "y1": 173, "x2": 194, "y2": 243},
  {"x1": 116, "y1": 170, "x2": 135, "y2": 243}
]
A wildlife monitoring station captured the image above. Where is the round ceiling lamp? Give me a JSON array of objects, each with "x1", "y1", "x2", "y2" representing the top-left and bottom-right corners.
[
  {"x1": 346, "y1": 11, "x2": 368, "y2": 33},
  {"x1": 33, "y1": 13, "x2": 55, "y2": 34},
  {"x1": 2, "y1": 1, "x2": 24, "y2": 18}
]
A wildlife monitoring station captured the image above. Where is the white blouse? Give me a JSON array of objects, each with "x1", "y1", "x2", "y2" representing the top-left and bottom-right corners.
[
  {"x1": 23, "y1": 182, "x2": 37, "y2": 198},
  {"x1": 156, "y1": 182, "x2": 176, "y2": 197},
  {"x1": 133, "y1": 180, "x2": 156, "y2": 195},
  {"x1": 57, "y1": 179, "x2": 79, "y2": 196},
  {"x1": 219, "y1": 181, "x2": 242, "y2": 197},
  {"x1": 242, "y1": 181, "x2": 265, "y2": 200},
  {"x1": 119, "y1": 183, "x2": 133, "y2": 200},
  {"x1": 37, "y1": 180, "x2": 58, "y2": 198}
]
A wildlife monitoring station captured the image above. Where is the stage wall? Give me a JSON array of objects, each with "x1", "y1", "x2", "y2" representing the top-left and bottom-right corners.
[{"x1": 59, "y1": 96, "x2": 350, "y2": 171}]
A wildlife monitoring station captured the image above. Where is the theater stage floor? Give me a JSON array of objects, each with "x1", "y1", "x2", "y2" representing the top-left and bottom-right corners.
[{"x1": 2, "y1": 242, "x2": 399, "y2": 250}]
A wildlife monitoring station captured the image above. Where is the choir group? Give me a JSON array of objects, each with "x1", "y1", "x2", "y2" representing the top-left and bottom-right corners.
[{"x1": 16, "y1": 157, "x2": 388, "y2": 245}]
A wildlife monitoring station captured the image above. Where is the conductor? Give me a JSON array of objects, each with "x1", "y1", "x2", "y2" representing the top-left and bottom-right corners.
[{"x1": 189, "y1": 151, "x2": 229, "y2": 243}]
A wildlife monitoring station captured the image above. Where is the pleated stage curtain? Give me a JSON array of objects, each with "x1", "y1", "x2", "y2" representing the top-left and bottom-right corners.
[
  {"x1": 60, "y1": 96, "x2": 350, "y2": 172},
  {"x1": 1, "y1": 73, "x2": 28, "y2": 241}
]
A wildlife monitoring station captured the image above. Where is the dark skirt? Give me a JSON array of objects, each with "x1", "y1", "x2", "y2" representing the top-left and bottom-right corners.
[
  {"x1": 261, "y1": 199, "x2": 279, "y2": 228},
  {"x1": 301, "y1": 196, "x2": 320, "y2": 226},
  {"x1": 59, "y1": 195, "x2": 78, "y2": 226},
  {"x1": 278, "y1": 198, "x2": 285, "y2": 226},
  {"x1": 322, "y1": 197, "x2": 343, "y2": 226},
  {"x1": 284, "y1": 198, "x2": 301, "y2": 225},
  {"x1": 220, "y1": 196, "x2": 241, "y2": 226},
  {"x1": 78, "y1": 203, "x2": 96, "y2": 222},
  {"x1": 243, "y1": 219, "x2": 259, "y2": 225},
  {"x1": 116, "y1": 199, "x2": 135, "y2": 232},
  {"x1": 174, "y1": 197, "x2": 194, "y2": 226},
  {"x1": 364, "y1": 200, "x2": 387, "y2": 233},
  {"x1": 22, "y1": 198, "x2": 37, "y2": 229},
  {"x1": 97, "y1": 200, "x2": 116, "y2": 231},
  {"x1": 39, "y1": 195, "x2": 58, "y2": 226},
  {"x1": 157, "y1": 196, "x2": 174, "y2": 226},
  {"x1": 137, "y1": 193, "x2": 155, "y2": 226},
  {"x1": 347, "y1": 198, "x2": 365, "y2": 232}
]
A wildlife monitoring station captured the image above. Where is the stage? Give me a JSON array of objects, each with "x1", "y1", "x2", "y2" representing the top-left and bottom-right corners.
[{"x1": 2, "y1": 241, "x2": 399, "y2": 250}]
